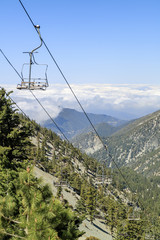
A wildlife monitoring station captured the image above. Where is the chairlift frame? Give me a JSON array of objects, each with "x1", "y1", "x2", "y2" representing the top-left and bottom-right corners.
[
  {"x1": 54, "y1": 180, "x2": 68, "y2": 187},
  {"x1": 53, "y1": 151, "x2": 69, "y2": 188},
  {"x1": 127, "y1": 202, "x2": 141, "y2": 221},
  {"x1": 17, "y1": 25, "x2": 49, "y2": 90},
  {"x1": 128, "y1": 213, "x2": 140, "y2": 221},
  {"x1": 95, "y1": 163, "x2": 112, "y2": 185}
]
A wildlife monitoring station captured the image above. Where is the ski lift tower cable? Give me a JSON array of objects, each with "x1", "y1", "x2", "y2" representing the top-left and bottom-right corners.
[
  {"x1": 18, "y1": 0, "x2": 143, "y2": 210},
  {"x1": 17, "y1": 1, "x2": 149, "y2": 218}
]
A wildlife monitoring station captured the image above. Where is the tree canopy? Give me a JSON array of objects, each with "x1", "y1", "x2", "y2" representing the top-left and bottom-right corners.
[{"x1": 0, "y1": 89, "x2": 83, "y2": 240}]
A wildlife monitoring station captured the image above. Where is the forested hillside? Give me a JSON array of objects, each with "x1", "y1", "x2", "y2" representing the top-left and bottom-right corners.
[
  {"x1": 1, "y1": 89, "x2": 160, "y2": 239},
  {"x1": 81, "y1": 110, "x2": 160, "y2": 177},
  {"x1": 0, "y1": 89, "x2": 83, "y2": 240}
]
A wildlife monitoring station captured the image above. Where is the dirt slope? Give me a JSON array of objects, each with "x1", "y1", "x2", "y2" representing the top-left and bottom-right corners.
[{"x1": 34, "y1": 167, "x2": 113, "y2": 240}]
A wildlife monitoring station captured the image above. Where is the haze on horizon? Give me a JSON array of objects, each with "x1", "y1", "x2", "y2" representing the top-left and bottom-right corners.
[{"x1": 1, "y1": 83, "x2": 160, "y2": 123}]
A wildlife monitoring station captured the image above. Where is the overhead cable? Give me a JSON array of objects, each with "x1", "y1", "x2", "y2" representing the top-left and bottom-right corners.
[
  {"x1": 18, "y1": 0, "x2": 136, "y2": 195},
  {"x1": 0, "y1": 49, "x2": 69, "y2": 142},
  {"x1": 0, "y1": 85, "x2": 29, "y2": 119}
]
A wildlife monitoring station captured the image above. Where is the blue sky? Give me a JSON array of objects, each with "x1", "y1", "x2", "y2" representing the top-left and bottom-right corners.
[
  {"x1": 1, "y1": 1, "x2": 160, "y2": 121},
  {"x1": 1, "y1": 0, "x2": 160, "y2": 86}
]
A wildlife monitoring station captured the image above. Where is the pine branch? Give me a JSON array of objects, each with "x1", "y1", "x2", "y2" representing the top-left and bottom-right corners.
[
  {"x1": 1, "y1": 214, "x2": 21, "y2": 224},
  {"x1": 0, "y1": 230, "x2": 25, "y2": 239}
]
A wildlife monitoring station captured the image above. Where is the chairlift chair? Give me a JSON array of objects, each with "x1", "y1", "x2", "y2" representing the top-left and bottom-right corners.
[
  {"x1": 128, "y1": 205, "x2": 141, "y2": 221},
  {"x1": 128, "y1": 213, "x2": 140, "y2": 221},
  {"x1": 54, "y1": 180, "x2": 68, "y2": 187},
  {"x1": 95, "y1": 163, "x2": 109, "y2": 185},
  {"x1": 17, "y1": 25, "x2": 49, "y2": 90},
  {"x1": 95, "y1": 174, "x2": 105, "y2": 185}
]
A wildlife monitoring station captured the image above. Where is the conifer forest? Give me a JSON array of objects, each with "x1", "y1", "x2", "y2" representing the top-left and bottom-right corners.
[{"x1": 1, "y1": 88, "x2": 160, "y2": 239}]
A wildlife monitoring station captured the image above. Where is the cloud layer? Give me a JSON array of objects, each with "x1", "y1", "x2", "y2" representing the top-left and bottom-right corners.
[{"x1": 3, "y1": 84, "x2": 160, "y2": 122}]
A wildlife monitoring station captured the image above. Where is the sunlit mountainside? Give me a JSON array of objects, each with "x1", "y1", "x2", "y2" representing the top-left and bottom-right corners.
[
  {"x1": 73, "y1": 109, "x2": 160, "y2": 178},
  {"x1": 1, "y1": 89, "x2": 160, "y2": 239}
]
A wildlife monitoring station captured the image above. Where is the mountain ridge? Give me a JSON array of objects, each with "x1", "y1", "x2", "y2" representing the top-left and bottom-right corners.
[{"x1": 42, "y1": 107, "x2": 127, "y2": 139}]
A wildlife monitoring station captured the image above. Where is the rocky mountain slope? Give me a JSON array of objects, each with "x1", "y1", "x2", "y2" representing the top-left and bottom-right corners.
[
  {"x1": 29, "y1": 119, "x2": 160, "y2": 239},
  {"x1": 72, "y1": 132, "x2": 103, "y2": 155},
  {"x1": 34, "y1": 167, "x2": 112, "y2": 240},
  {"x1": 2, "y1": 89, "x2": 160, "y2": 239},
  {"x1": 74, "y1": 109, "x2": 160, "y2": 177}
]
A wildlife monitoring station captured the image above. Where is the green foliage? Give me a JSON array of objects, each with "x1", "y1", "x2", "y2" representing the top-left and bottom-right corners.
[
  {"x1": 56, "y1": 186, "x2": 62, "y2": 199},
  {"x1": 76, "y1": 183, "x2": 97, "y2": 223},
  {"x1": 116, "y1": 220, "x2": 146, "y2": 240},
  {"x1": 0, "y1": 89, "x2": 33, "y2": 196},
  {"x1": 31, "y1": 110, "x2": 160, "y2": 238},
  {"x1": 0, "y1": 168, "x2": 83, "y2": 240},
  {"x1": 112, "y1": 167, "x2": 160, "y2": 218},
  {"x1": 0, "y1": 89, "x2": 32, "y2": 171},
  {"x1": 2, "y1": 88, "x2": 160, "y2": 238},
  {"x1": 85, "y1": 186, "x2": 96, "y2": 223},
  {"x1": 0, "y1": 89, "x2": 84, "y2": 240}
]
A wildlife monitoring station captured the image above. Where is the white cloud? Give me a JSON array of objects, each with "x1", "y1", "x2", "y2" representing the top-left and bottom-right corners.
[{"x1": 2, "y1": 84, "x2": 160, "y2": 122}]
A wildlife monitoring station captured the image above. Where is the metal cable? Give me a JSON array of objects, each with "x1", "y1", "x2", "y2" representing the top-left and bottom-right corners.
[
  {"x1": 18, "y1": 0, "x2": 136, "y2": 195},
  {"x1": 0, "y1": 49, "x2": 69, "y2": 142},
  {"x1": 0, "y1": 85, "x2": 29, "y2": 119}
]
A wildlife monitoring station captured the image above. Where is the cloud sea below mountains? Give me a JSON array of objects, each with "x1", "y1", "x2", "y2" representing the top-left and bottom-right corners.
[{"x1": 3, "y1": 84, "x2": 160, "y2": 123}]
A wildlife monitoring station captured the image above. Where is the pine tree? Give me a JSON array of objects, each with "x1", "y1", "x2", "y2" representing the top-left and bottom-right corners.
[
  {"x1": 76, "y1": 182, "x2": 88, "y2": 216},
  {"x1": 36, "y1": 132, "x2": 41, "y2": 163},
  {"x1": 0, "y1": 89, "x2": 33, "y2": 195},
  {"x1": 0, "y1": 167, "x2": 83, "y2": 239},
  {"x1": 116, "y1": 218, "x2": 146, "y2": 240},
  {"x1": 0, "y1": 89, "x2": 84, "y2": 240},
  {"x1": 40, "y1": 136, "x2": 48, "y2": 163},
  {"x1": 85, "y1": 186, "x2": 96, "y2": 223},
  {"x1": 0, "y1": 168, "x2": 57, "y2": 239},
  {"x1": 104, "y1": 197, "x2": 119, "y2": 235}
]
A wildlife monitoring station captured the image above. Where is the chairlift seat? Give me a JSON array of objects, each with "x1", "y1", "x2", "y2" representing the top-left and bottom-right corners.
[
  {"x1": 54, "y1": 181, "x2": 68, "y2": 187},
  {"x1": 128, "y1": 211, "x2": 140, "y2": 221},
  {"x1": 17, "y1": 62, "x2": 48, "y2": 90},
  {"x1": 95, "y1": 175, "x2": 111, "y2": 185},
  {"x1": 128, "y1": 216, "x2": 140, "y2": 221}
]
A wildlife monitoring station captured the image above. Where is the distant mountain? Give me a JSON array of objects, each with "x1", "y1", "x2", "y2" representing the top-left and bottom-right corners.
[
  {"x1": 42, "y1": 108, "x2": 127, "y2": 139},
  {"x1": 78, "y1": 109, "x2": 160, "y2": 177}
]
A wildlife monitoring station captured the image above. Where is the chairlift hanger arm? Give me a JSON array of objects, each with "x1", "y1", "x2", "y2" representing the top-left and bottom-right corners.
[{"x1": 31, "y1": 25, "x2": 43, "y2": 54}]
